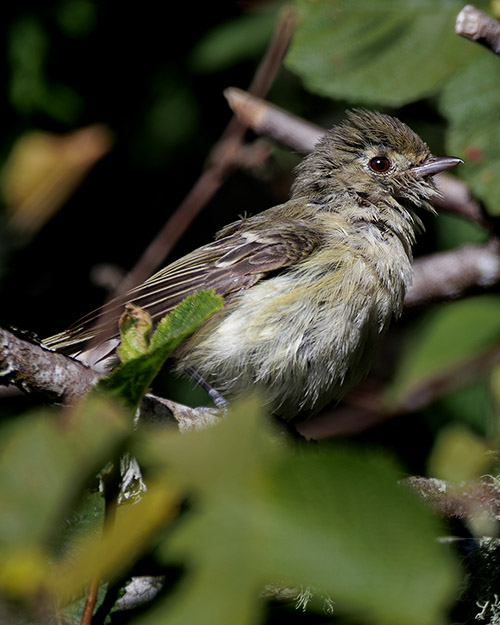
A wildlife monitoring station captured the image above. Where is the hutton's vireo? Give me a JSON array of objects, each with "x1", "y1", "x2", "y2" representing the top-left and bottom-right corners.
[{"x1": 45, "y1": 110, "x2": 461, "y2": 419}]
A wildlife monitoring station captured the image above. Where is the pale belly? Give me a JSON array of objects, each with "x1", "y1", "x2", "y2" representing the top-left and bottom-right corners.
[{"x1": 179, "y1": 249, "x2": 406, "y2": 419}]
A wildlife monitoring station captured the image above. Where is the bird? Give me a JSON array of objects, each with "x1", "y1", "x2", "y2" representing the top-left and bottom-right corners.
[{"x1": 44, "y1": 109, "x2": 462, "y2": 420}]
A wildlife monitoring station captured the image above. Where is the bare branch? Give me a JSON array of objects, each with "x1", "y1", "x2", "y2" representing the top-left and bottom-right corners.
[
  {"x1": 0, "y1": 327, "x2": 100, "y2": 403},
  {"x1": 139, "y1": 394, "x2": 221, "y2": 432},
  {"x1": 406, "y1": 239, "x2": 500, "y2": 308},
  {"x1": 224, "y1": 86, "x2": 324, "y2": 154},
  {"x1": 406, "y1": 476, "x2": 500, "y2": 522},
  {"x1": 456, "y1": 4, "x2": 500, "y2": 54},
  {"x1": 0, "y1": 326, "x2": 220, "y2": 430}
]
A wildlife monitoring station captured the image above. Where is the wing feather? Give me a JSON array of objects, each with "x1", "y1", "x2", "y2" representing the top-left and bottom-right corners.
[{"x1": 43, "y1": 218, "x2": 321, "y2": 351}]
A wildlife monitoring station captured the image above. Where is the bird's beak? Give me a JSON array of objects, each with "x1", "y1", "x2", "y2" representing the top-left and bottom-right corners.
[{"x1": 412, "y1": 156, "x2": 463, "y2": 178}]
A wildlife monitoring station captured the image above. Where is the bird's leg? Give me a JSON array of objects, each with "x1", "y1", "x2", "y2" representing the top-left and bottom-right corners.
[{"x1": 184, "y1": 366, "x2": 228, "y2": 409}]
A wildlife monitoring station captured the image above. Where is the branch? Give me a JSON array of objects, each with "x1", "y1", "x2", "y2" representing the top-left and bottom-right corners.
[
  {"x1": 406, "y1": 239, "x2": 500, "y2": 308},
  {"x1": 406, "y1": 475, "x2": 500, "y2": 522},
  {"x1": 0, "y1": 326, "x2": 220, "y2": 430},
  {"x1": 224, "y1": 86, "x2": 324, "y2": 154},
  {"x1": 0, "y1": 327, "x2": 100, "y2": 404},
  {"x1": 456, "y1": 4, "x2": 500, "y2": 54}
]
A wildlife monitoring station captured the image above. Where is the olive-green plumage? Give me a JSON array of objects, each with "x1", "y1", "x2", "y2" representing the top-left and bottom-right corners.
[{"x1": 45, "y1": 110, "x2": 461, "y2": 419}]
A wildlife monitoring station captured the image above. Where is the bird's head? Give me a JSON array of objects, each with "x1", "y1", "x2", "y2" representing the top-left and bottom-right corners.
[{"x1": 291, "y1": 109, "x2": 462, "y2": 212}]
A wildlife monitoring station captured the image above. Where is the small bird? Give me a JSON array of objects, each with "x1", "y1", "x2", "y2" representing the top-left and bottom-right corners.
[{"x1": 45, "y1": 110, "x2": 461, "y2": 419}]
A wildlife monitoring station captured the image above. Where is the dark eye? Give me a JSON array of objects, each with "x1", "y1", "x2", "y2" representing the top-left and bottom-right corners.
[{"x1": 369, "y1": 156, "x2": 391, "y2": 173}]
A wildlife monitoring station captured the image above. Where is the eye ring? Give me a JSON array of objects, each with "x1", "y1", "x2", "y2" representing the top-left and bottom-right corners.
[{"x1": 369, "y1": 156, "x2": 391, "y2": 173}]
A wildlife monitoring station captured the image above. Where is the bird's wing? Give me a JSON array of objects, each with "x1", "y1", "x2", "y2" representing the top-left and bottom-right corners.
[{"x1": 44, "y1": 219, "x2": 321, "y2": 351}]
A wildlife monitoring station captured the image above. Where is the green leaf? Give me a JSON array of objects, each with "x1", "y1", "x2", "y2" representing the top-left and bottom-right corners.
[
  {"x1": 0, "y1": 397, "x2": 128, "y2": 596},
  {"x1": 50, "y1": 483, "x2": 179, "y2": 603},
  {"x1": 117, "y1": 303, "x2": 153, "y2": 362},
  {"x1": 148, "y1": 289, "x2": 222, "y2": 352},
  {"x1": 8, "y1": 15, "x2": 82, "y2": 122},
  {"x1": 286, "y1": 0, "x2": 482, "y2": 106},
  {"x1": 433, "y1": 212, "x2": 488, "y2": 252},
  {"x1": 440, "y1": 52, "x2": 500, "y2": 215},
  {"x1": 133, "y1": 397, "x2": 458, "y2": 625},
  {"x1": 96, "y1": 290, "x2": 223, "y2": 409},
  {"x1": 0, "y1": 398, "x2": 127, "y2": 550},
  {"x1": 428, "y1": 423, "x2": 492, "y2": 483},
  {"x1": 388, "y1": 295, "x2": 500, "y2": 408},
  {"x1": 189, "y1": 8, "x2": 277, "y2": 73}
]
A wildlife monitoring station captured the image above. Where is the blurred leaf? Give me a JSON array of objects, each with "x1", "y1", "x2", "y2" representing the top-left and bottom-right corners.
[
  {"x1": 8, "y1": 14, "x2": 83, "y2": 122},
  {"x1": 54, "y1": 490, "x2": 105, "y2": 559},
  {"x1": 388, "y1": 296, "x2": 500, "y2": 408},
  {"x1": 286, "y1": 0, "x2": 481, "y2": 106},
  {"x1": 139, "y1": 73, "x2": 200, "y2": 164},
  {"x1": 2, "y1": 125, "x2": 113, "y2": 238},
  {"x1": 54, "y1": 0, "x2": 98, "y2": 38},
  {"x1": 8, "y1": 16, "x2": 49, "y2": 114},
  {"x1": 189, "y1": 8, "x2": 277, "y2": 73},
  {"x1": 423, "y1": 382, "x2": 496, "y2": 439},
  {"x1": 0, "y1": 397, "x2": 129, "y2": 596},
  {"x1": 50, "y1": 483, "x2": 179, "y2": 603},
  {"x1": 433, "y1": 212, "x2": 488, "y2": 251},
  {"x1": 440, "y1": 52, "x2": 500, "y2": 215},
  {"x1": 133, "y1": 397, "x2": 458, "y2": 625},
  {"x1": 428, "y1": 424, "x2": 492, "y2": 482},
  {"x1": 97, "y1": 290, "x2": 223, "y2": 409},
  {"x1": 489, "y1": 363, "x2": 500, "y2": 435}
]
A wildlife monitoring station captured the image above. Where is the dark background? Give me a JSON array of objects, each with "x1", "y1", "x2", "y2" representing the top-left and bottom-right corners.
[{"x1": 0, "y1": 0, "x2": 330, "y2": 337}]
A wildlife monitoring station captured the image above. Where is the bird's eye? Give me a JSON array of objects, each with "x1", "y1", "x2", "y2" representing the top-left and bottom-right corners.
[{"x1": 369, "y1": 156, "x2": 391, "y2": 173}]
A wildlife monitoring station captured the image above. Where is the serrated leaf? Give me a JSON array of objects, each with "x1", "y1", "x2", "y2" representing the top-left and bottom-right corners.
[
  {"x1": 388, "y1": 295, "x2": 500, "y2": 407},
  {"x1": 96, "y1": 290, "x2": 223, "y2": 409},
  {"x1": 440, "y1": 52, "x2": 500, "y2": 215},
  {"x1": 286, "y1": 0, "x2": 482, "y2": 106},
  {"x1": 149, "y1": 289, "x2": 223, "y2": 352},
  {"x1": 133, "y1": 397, "x2": 458, "y2": 625}
]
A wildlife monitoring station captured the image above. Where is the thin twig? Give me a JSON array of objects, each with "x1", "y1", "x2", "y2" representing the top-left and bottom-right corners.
[
  {"x1": 115, "y1": 7, "x2": 297, "y2": 298},
  {"x1": 224, "y1": 86, "x2": 324, "y2": 154},
  {"x1": 79, "y1": 578, "x2": 100, "y2": 625}
]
